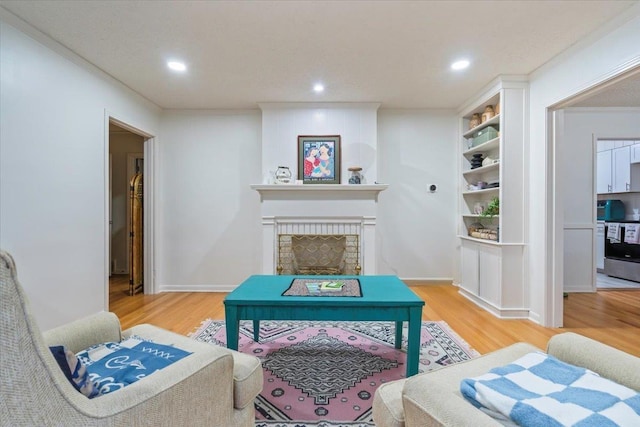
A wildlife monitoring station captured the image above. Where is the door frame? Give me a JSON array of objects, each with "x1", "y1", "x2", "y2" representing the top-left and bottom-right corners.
[
  {"x1": 104, "y1": 111, "x2": 156, "y2": 310},
  {"x1": 546, "y1": 60, "x2": 640, "y2": 327}
]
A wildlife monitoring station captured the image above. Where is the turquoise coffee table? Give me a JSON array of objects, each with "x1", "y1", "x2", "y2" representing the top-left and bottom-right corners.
[{"x1": 224, "y1": 275, "x2": 425, "y2": 377}]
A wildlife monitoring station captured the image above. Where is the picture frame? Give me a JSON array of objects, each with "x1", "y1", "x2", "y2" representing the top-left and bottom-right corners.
[{"x1": 297, "y1": 135, "x2": 341, "y2": 184}]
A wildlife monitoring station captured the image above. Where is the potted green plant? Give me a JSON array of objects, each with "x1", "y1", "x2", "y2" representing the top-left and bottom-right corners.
[{"x1": 481, "y1": 197, "x2": 499, "y2": 218}]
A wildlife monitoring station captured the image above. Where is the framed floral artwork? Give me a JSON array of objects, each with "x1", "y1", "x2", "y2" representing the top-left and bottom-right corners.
[{"x1": 297, "y1": 135, "x2": 341, "y2": 184}]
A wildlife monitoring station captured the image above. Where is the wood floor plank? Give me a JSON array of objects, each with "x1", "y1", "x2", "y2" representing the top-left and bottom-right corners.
[{"x1": 109, "y1": 276, "x2": 640, "y2": 357}]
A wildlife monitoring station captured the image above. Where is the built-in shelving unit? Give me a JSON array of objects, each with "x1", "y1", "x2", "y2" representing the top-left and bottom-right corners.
[{"x1": 457, "y1": 77, "x2": 528, "y2": 319}]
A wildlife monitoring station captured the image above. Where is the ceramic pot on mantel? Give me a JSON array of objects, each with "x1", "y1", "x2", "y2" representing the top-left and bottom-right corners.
[{"x1": 348, "y1": 167, "x2": 363, "y2": 184}]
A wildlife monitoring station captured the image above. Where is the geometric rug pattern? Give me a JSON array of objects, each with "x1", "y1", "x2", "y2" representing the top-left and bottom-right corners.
[{"x1": 190, "y1": 320, "x2": 479, "y2": 427}]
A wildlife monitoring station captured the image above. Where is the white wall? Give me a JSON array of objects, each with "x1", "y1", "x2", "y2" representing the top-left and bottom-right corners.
[
  {"x1": 260, "y1": 103, "x2": 380, "y2": 184},
  {"x1": 377, "y1": 110, "x2": 458, "y2": 280},
  {"x1": 528, "y1": 6, "x2": 640, "y2": 325},
  {"x1": 157, "y1": 108, "x2": 458, "y2": 290},
  {"x1": 157, "y1": 110, "x2": 262, "y2": 290},
  {"x1": 0, "y1": 17, "x2": 160, "y2": 329}
]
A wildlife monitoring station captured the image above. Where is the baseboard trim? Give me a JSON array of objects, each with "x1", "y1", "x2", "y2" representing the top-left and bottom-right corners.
[
  {"x1": 564, "y1": 286, "x2": 596, "y2": 293},
  {"x1": 159, "y1": 284, "x2": 235, "y2": 293},
  {"x1": 528, "y1": 310, "x2": 542, "y2": 325},
  {"x1": 158, "y1": 278, "x2": 453, "y2": 293},
  {"x1": 401, "y1": 278, "x2": 453, "y2": 285},
  {"x1": 458, "y1": 288, "x2": 529, "y2": 319}
]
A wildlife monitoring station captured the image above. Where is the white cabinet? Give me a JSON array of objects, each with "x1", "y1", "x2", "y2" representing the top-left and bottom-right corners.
[
  {"x1": 461, "y1": 240, "x2": 498, "y2": 306},
  {"x1": 478, "y1": 245, "x2": 501, "y2": 306},
  {"x1": 457, "y1": 78, "x2": 527, "y2": 318},
  {"x1": 460, "y1": 243, "x2": 479, "y2": 295},
  {"x1": 597, "y1": 142, "x2": 640, "y2": 194},
  {"x1": 459, "y1": 239, "x2": 525, "y2": 317},
  {"x1": 612, "y1": 146, "x2": 631, "y2": 193},
  {"x1": 631, "y1": 143, "x2": 640, "y2": 164}
]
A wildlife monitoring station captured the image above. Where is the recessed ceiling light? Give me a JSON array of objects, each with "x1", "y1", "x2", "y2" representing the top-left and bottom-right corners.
[
  {"x1": 167, "y1": 61, "x2": 187, "y2": 72},
  {"x1": 451, "y1": 59, "x2": 470, "y2": 71},
  {"x1": 313, "y1": 83, "x2": 325, "y2": 93}
]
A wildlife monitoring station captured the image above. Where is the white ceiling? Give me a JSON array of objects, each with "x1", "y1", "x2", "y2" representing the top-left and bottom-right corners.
[
  {"x1": 1, "y1": 0, "x2": 638, "y2": 110},
  {"x1": 571, "y1": 73, "x2": 640, "y2": 108}
]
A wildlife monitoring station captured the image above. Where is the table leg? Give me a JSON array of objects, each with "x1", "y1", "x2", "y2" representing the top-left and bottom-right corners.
[
  {"x1": 406, "y1": 307, "x2": 422, "y2": 377},
  {"x1": 225, "y1": 307, "x2": 240, "y2": 351},
  {"x1": 253, "y1": 319, "x2": 260, "y2": 342},
  {"x1": 394, "y1": 321, "x2": 403, "y2": 349}
]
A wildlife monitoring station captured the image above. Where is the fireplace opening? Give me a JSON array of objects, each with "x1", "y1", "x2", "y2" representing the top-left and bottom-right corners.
[{"x1": 277, "y1": 234, "x2": 360, "y2": 275}]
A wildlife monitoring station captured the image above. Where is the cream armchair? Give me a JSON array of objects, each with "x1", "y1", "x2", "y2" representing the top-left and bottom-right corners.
[{"x1": 0, "y1": 250, "x2": 263, "y2": 426}]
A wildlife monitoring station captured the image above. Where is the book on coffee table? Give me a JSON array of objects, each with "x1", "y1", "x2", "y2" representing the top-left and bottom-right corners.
[
  {"x1": 305, "y1": 282, "x2": 321, "y2": 294},
  {"x1": 319, "y1": 281, "x2": 344, "y2": 292}
]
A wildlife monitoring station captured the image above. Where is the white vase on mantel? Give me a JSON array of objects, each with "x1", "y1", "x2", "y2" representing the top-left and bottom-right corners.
[{"x1": 274, "y1": 166, "x2": 292, "y2": 184}]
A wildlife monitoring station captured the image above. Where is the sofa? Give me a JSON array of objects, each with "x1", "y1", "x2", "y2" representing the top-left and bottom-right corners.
[
  {"x1": 0, "y1": 249, "x2": 263, "y2": 426},
  {"x1": 373, "y1": 332, "x2": 640, "y2": 427}
]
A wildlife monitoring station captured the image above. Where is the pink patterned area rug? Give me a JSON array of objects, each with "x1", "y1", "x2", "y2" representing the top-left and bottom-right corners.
[{"x1": 190, "y1": 320, "x2": 479, "y2": 427}]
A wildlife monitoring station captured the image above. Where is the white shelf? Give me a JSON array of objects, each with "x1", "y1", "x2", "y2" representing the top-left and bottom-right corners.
[
  {"x1": 458, "y1": 235, "x2": 501, "y2": 246},
  {"x1": 462, "y1": 187, "x2": 499, "y2": 196},
  {"x1": 458, "y1": 235, "x2": 525, "y2": 247},
  {"x1": 462, "y1": 162, "x2": 499, "y2": 177},
  {"x1": 463, "y1": 137, "x2": 500, "y2": 157},
  {"x1": 463, "y1": 114, "x2": 500, "y2": 139}
]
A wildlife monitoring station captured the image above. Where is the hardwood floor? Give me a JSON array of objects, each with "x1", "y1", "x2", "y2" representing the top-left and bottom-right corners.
[{"x1": 109, "y1": 275, "x2": 640, "y2": 357}]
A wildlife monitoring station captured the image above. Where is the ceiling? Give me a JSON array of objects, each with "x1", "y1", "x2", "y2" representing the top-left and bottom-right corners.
[
  {"x1": 571, "y1": 73, "x2": 640, "y2": 108},
  {"x1": 1, "y1": 0, "x2": 638, "y2": 110}
]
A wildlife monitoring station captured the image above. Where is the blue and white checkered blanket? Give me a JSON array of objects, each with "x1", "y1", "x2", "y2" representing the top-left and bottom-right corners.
[{"x1": 460, "y1": 352, "x2": 640, "y2": 426}]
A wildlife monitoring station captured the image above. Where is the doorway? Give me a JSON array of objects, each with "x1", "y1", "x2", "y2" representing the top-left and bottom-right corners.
[
  {"x1": 550, "y1": 66, "x2": 640, "y2": 325},
  {"x1": 106, "y1": 116, "x2": 155, "y2": 309},
  {"x1": 109, "y1": 123, "x2": 143, "y2": 300}
]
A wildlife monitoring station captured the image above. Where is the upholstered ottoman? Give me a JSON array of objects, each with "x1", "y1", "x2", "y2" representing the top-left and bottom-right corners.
[
  {"x1": 372, "y1": 342, "x2": 538, "y2": 427},
  {"x1": 374, "y1": 333, "x2": 640, "y2": 427}
]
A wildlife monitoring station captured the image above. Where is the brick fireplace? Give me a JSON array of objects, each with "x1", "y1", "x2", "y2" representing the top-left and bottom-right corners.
[
  {"x1": 277, "y1": 233, "x2": 360, "y2": 275},
  {"x1": 252, "y1": 184, "x2": 388, "y2": 275}
]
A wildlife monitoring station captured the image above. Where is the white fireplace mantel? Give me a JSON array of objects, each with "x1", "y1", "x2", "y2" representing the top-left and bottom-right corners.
[
  {"x1": 251, "y1": 184, "x2": 388, "y2": 201},
  {"x1": 252, "y1": 184, "x2": 388, "y2": 274}
]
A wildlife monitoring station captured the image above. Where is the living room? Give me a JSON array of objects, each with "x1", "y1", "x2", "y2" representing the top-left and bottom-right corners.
[
  {"x1": 2, "y1": 0, "x2": 640, "y2": 330},
  {"x1": 3, "y1": 2, "x2": 640, "y2": 426}
]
